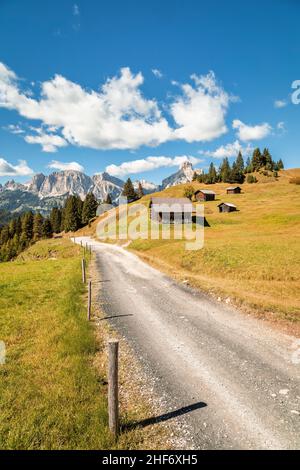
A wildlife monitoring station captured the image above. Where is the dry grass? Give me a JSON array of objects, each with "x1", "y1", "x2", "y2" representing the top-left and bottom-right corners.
[{"x1": 84, "y1": 169, "x2": 300, "y2": 325}]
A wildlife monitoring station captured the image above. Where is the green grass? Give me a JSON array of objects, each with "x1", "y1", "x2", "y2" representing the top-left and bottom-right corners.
[{"x1": 0, "y1": 239, "x2": 113, "y2": 449}]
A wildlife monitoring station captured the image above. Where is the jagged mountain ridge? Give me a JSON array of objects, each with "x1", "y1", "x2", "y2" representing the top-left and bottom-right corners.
[
  {"x1": 161, "y1": 161, "x2": 202, "y2": 189},
  {"x1": 0, "y1": 161, "x2": 202, "y2": 215}
]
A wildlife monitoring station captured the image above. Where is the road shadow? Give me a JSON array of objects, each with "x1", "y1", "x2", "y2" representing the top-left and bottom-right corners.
[
  {"x1": 122, "y1": 401, "x2": 207, "y2": 430},
  {"x1": 100, "y1": 314, "x2": 134, "y2": 321}
]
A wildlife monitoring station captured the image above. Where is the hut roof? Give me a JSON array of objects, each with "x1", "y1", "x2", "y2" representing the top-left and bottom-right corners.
[
  {"x1": 150, "y1": 197, "x2": 193, "y2": 211},
  {"x1": 217, "y1": 202, "x2": 237, "y2": 208},
  {"x1": 226, "y1": 186, "x2": 241, "y2": 190},
  {"x1": 195, "y1": 189, "x2": 216, "y2": 195}
]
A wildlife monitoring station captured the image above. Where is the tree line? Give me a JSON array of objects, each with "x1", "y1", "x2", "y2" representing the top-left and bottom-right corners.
[
  {"x1": 193, "y1": 148, "x2": 284, "y2": 185},
  {"x1": 0, "y1": 192, "x2": 99, "y2": 262}
]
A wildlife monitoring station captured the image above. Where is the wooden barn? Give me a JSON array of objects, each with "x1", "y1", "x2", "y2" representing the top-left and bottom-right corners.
[
  {"x1": 218, "y1": 202, "x2": 237, "y2": 213},
  {"x1": 226, "y1": 186, "x2": 242, "y2": 194},
  {"x1": 150, "y1": 197, "x2": 193, "y2": 223},
  {"x1": 194, "y1": 189, "x2": 216, "y2": 201}
]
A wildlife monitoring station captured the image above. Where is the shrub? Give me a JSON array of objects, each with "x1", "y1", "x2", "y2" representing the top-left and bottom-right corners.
[
  {"x1": 247, "y1": 175, "x2": 258, "y2": 184},
  {"x1": 183, "y1": 185, "x2": 195, "y2": 200}
]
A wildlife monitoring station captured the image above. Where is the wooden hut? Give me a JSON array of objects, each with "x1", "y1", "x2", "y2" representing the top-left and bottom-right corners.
[
  {"x1": 218, "y1": 202, "x2": 237, "y2": 213},
  {"x1": 194, "y1": 189, "x2": 216, "y2": 201},
  {"x1": 150, "y1": 197, "x2": 193, "y2": 223},
  {"x1": 226, "y1": 186, "x2": 242, "y2": 194}
]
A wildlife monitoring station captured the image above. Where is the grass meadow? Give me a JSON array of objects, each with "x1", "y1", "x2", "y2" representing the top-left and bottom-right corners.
[{"x1": 83, "y1": 170, "x2": 300, "y2": 323}]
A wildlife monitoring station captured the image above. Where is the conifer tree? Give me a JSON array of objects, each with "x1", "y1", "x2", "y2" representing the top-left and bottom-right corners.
[
  {"x1": 137, "y1": 182, "x2": 144, "y2": 199},
  {"x1": 50, "y1": 207, "x2": 62, "y2": 233},
  {"x1": 42, "y1": 218, "x2": 53, "y2": 238},
  {"x1": 236, "y1": 151, "x2": 245, "y2": 172},
  {"x1": 122, "y1": 178, "x2": 137, "y2": 202},
  {"x1": 251, "y1": 148, "x2": 262, "y2": 171},
  {"x1": 21, "y1": 211, "x2": 34, "y2": 243},
  {"x1": 33, "y1": 213, "x2": 44, "y2": 241},
  {"x1": 277, "y1": 158, "x2": 284, "y2": 170},
  {"x1": 219, "y1": 158, "x2": 231, "y2": 182},
  {"x1": 82, "y1": 193, "x2": 98, "y2": 225},
  {"x1": 63, "y1": 196, "x2": 82, "y2": 232}
]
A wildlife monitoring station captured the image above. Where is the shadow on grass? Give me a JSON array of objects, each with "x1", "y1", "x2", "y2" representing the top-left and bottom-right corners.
[{"x1": 122, "y1": 401, "x2": 207, "y2": 430}]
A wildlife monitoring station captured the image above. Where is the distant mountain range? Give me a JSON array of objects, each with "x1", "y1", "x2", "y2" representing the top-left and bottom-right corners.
[{"x1": 0, "y1": 161, "x2": 202, "y2": 216}]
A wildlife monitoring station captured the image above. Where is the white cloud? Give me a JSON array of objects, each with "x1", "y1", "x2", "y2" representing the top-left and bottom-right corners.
[
  {"x1": 152, "y1": 68, "x2": 163, "y2": 79},
  {"x1": 274, "y1": 99, "x2": 287, "y2": 109},
  {"x1": 106, "y1": 155, "x2": 202, "y2": 177},
  {"x1": 5, "y1": 124, "x2": 24, "y2": 134},
  {"x1": 232, "y1": 119, "x2": 272, "y2": 141},
  {"x1": 47, "y1": 160, "x2": 84, "y2": 172},
  {"x1": 170, "y1": 72, "x2": 233, "y2": 142},
  {"x1": 24, "y1": 129, "x2": 68, "y2": 152},
  {"x1": 0, "y1": 62, "x2": 236, "y2": 151},
  {"x1": 73, "y1": 4, "x2": 80, "y2": 16},
  {"x1": 199, "y1": 140, "x2": 254, "y2": 159},
  {"x1": 0, "y1": 157, "x2": 34, "y2": 176}
]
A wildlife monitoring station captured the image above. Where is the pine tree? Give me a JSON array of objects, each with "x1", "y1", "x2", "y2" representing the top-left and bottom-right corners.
[
  {"x1": 82, "y1": 193, "x2": 98, "y2": 225},
  {"x1": 137, "y1": 182, "x2": 144, "y2": 199},
  {"x1": 63, "y1": 196, "x2": 82, "y2": 232},
  {"x1": 262, "y1": 148, "x2": 273, "y2": 170},
  {"x1": 50, "y1": 207, "x2": 62, "y2": 233},
  {"x1": 33, "y1": 213, "x2": 44, "y2": 241},
  {"x1": 236, "y1": 151, "x2": 244, "y2": 172},
  {"x1": 251, "y1": 148, "x2": 262, "y2": 171},
  {"x1": 277, "y1": 158, "x2": 284, "y2": 170},
  {"x1": 207, "y1": 162, "x2": 217, "y2": 184},
  {"x1": 42, "y1": 218, "x2": 53, "y2": 238},
  {"x1": 21, "y1": 211, "x2": 34, "y2": 244},
  {"x1": 8, "y1": 218, "x2": 17, "y2": 238},
  {"x1": 15, "y1": 217, "x2": 22, "y2": 236},
  {"x1": 219, "y1": 158, "x2": 231, "y2": 182},
  {"x1": 122, "y1": 178, "x2": 137, "y2": 202}
]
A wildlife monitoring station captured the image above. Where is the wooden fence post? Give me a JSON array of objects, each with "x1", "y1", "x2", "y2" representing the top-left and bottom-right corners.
[
  {"x1": 87, "y1": 281, "x2": 92, "y2": 321},
  {"x1": 81, "y1": 258, "x2": 86, "y2": 284},
  {"x1": 108, "y1": 340, "x2": 119, "y2": 438}
]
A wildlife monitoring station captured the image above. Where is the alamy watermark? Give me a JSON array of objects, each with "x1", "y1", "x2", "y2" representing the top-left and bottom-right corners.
[
  {"x1": 0, "y1": 341, "x2": 6, "y2": 365},
  {"x1": 96, "y1": 197, "x2": 205, "y2": 250},
  {"x1": 291, "y1": 80, "x2": 300, "y2": 104}
]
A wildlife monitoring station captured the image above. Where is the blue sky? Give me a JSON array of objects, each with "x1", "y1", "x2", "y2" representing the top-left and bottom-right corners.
[{"x1": 0, "y1": 0, "x2": 299, "y2": 185}]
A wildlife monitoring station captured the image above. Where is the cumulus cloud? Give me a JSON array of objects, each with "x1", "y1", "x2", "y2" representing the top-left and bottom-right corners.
[
  {"x1": 4, "y1": 124, "x2": 24, "y2": 134},
  {"x1": 199, "y1": 140, "x2": 254, "y2": 159},
  {"x1": 47, "y1": 160, "x2": 84, "y2": 172},
  {"x1": 170, "y1": 72, "x2": 233, "y2": 142},
  {"x1": 274, "y1": 99, "x2": 287, "y2": 109},
  {"x1": 24, "y1": 129, "x2": 68, "y2": 152},
  {"x1": 152, "y1": 68, "x2": 163, "y2": 78},
  {"x1": 0, "y1": 62, "x2": 236, "y2": 152},
  {"x1": 0, "y1": 63, "x2": 172, "y2": 150},
  {"x1": 0, "y1": 157, "x2": 34, "y2": 176},
  {"x1": 232, "y1": 119, "x2": 272, "y2": 141},
  {"x1": 106, "y1": 155, "x2": 202, "y2": 177}
]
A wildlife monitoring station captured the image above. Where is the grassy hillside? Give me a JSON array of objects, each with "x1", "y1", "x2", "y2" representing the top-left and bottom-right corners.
[{"x1": 82, "y1": 170, "x2": 300, "y2": 323}]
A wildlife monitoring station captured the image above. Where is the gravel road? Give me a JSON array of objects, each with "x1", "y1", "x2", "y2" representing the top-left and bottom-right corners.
[{"x1": 75, "y1": 237, "x2": 300, "y2": 450}]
